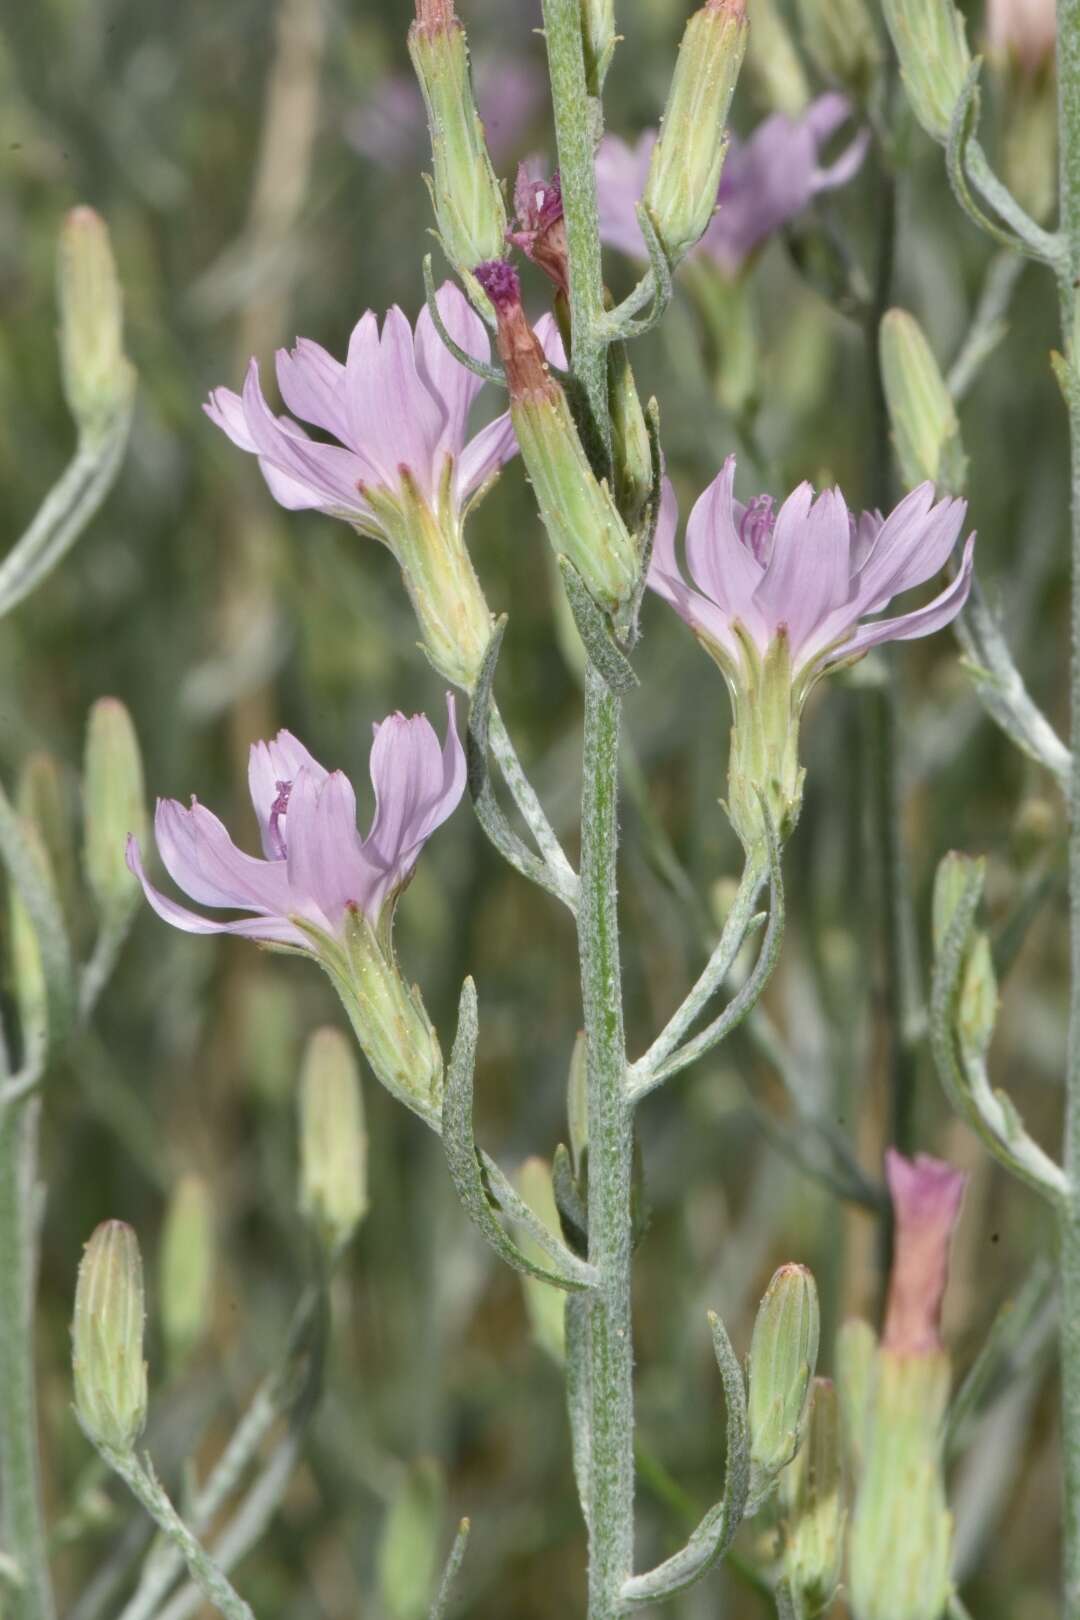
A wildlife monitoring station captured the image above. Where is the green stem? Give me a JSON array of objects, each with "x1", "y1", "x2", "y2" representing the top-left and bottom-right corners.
[
  {"x1": 1060, "y1": 0, "x2": 1080, "y2": 1610},
  {"x1": 0, "y1": 1097, "x2": 55, "y2": 1620},
  {"x1": 579, "y1": 664, "x2": 635, "y2": 1620}
]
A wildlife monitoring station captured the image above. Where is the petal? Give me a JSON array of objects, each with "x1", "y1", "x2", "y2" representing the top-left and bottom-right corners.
[
  {"x1": 274, "y1": 338, "x2": 351, "y2": 443},
  {"x1": 685, "y1": 459, "x2": 767, "y2": 634},
  {"x1": 126, "y1": 837, "x2": 309, "y2": 946},
  {"x1": 157, "y1": 799, "x2": 297, "y2": 916},
  {"x1": 204, "y1": 387, "x2": 258, "y2": 452},
  {"x1": 414, "y1": 282, "x2": 488, "y2": 452},
  {"x1": 345, "y1": 307, "x2": 445, "y2": 497},
  {"x1": 240, "y1": 360, "x2": 371, "y2": 515},
  {"x1": 647, "y1": 479, "x2": 739, "y2": 658},
  {"x1": 362, "y1": 693, "x2": 466, "y2": 911},
  {"x1": 534, "y1": 312, "x2": 569, "y2": 370},
  {"x1": 824, "y1": 534, "x2": 975, "y2": 665},
  {"x1": 853, "y1": 485, "x2": 967, "y2": 613},
  {"x1": 758, "y1": 485, "x2": 853, "y2": 658},
  {"x1": 248, "y1": 730, "x2": 329, "y2": 856},
  {"x1": 285, "y1": 767, "x2": 375, "y2": 927},
  {"x1": 702, "y1": 116, "x2": 816, "y2": 269},
  {"x1": 455, "y1": 411, "x2": 520, "y2": 503},
  {"x1": 814, "y1": 125, "x2": 871, "y2": 193}
]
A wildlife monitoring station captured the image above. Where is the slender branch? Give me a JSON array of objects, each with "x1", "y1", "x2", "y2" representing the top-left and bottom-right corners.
[
  {"x1": 947, "y1": 251, "x2": 1025, "y2": 402},
  {"x1": 487, "y1": 702, "x2": 579, "y2": 897}
]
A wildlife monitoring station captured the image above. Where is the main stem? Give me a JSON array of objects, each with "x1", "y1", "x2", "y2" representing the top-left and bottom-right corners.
[
  {"x1": 0, "y1": 1096, "x2": 55, "y2": 1620},
  {"x1": 579, "y1": 664, "x2": 635, "y2": 1619}
]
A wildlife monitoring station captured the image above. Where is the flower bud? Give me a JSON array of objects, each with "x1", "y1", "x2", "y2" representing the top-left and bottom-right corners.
[
  {"x1": 159, "y1": 1175, "x2": 214, "y2": 1368},
  {"x1": 508, "y1": 167, "x2": 570, "y2": 300},
  {"x1": 931, "y1": 850, "x2": 982, "y2": 956},
  {"x1": 582, "y1": 0, "x2": 617, "y2": 94},
  {"x1": 879, "y1": 310, "x2": 967, "y2": 496},
  {"x1": 747, "y1": 1263, "x2": 820, "y2": 1498},
  {"x1": 335, "y1": 906, "x2": 443, "y2": 1118},
  {"x1": 996, "y1": 59, "x2": 1058, "y2": 224},
  {"x1": 72, "y1": 1221, "x2": 148, "y2": 1454},
  {"x1": 83, "y1": 698, "x2": 148, "y2": 928},
  {"x1": 836, "y1": 1316, "x2": 877, "y2": 1474},
  {"x1": 474, "y1": 262, "x2": 640, "y2": 613},
  {"x1": 932, "y1": 852, "x2": 997, "y2": 1059},
  {"x1": 644, "y1": 0, "x2": 749, "y2": 265},
  {"x1": 794, "y1": 0, "x2": 882, "y2": 98},
  {"x1": 409, "y1": 0, "x2": 508, "y2": 281},
  {"x1": 745, "y1": 0, "x2": 811, "y2": 115},
  {"x1": 299, "y1": 1026, "x2": 369, "y2": 1261},
  {"x1": 881, "y1": 0, "x2": 972, "y2": 143},
  {"x1": 57, "y1": 207, "x2": 135, "y2": 438},
  {"x1": 608, "y1": 344, "x2": 654, "y2": 534},
  {"x1": 883, "y1": 1149, "x2": 966, "y2": 1357},
  {"x1": 514, "y1": 1158, "x2": 567, "y2": 1364},
  {"x1": 778, "y1": 1379, "x2": 846, "y2": 1616}
]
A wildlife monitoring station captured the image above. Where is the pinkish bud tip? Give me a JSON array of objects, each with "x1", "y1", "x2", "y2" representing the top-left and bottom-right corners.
[
  {"x1": 474, "y1": 259, "x2": 522, "y2": 311},
  {"x1": 882, "y1": 1149, "x2": 967, "y2": 1356},
  {"x1": 413, "y1": 0, "x2": 456, "y2": 30}
]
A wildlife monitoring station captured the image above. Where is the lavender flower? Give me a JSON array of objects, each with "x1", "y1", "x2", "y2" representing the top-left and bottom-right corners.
[
  {"x1": 596, "y1": 94, "x2": 868, "y2": 275},
  {"x1": 205, "y1": 284, "x2": 515, "y2": 688},
  {"x1": 882, "y1": 1149, "x2": 967, "y2": 1357},
  {"x1": 127, "y1": 701, "x2": 466, "y2": 1123},
  {"x1": 649, "y1": 462, "x2": 974, "y2": 847}
]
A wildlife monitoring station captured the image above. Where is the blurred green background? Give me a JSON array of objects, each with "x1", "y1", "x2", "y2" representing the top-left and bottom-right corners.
[{"x1": 0, "y1": 0, "x2": 1068, "y2": 1612}]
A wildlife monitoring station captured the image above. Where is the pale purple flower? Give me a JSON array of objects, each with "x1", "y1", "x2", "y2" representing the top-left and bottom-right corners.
[
  {"x1": 126, "y1": 697, "x2": 466, "y2": 950},
  {"x1": 204, "y1": 283, "x2": 518, "y2": 537},
  {"x1": 649, "y1": 460, "x2": 974, "y2": 683},
  {"x1": 596, "y1": 94, "x2": 869, "y2": 275},
  {"x1": 883, "y1": 1149, "x2": 967, "y2": 1355}
]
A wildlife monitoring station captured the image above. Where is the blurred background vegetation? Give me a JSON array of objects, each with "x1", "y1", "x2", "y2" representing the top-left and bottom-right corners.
[{"x1": 0, "y1": 0, "x2": 1069, "y2": 1612}]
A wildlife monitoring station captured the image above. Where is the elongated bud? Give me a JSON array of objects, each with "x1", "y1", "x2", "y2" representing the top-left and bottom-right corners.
[
  {"x1": 881, "y1": 0, "x2": 972, "y2": 143},
  {"x1": 745, "y1": 0, "x2": 810, "y2": 114},
  {"x1": 747, "y1": 1263, "x2": 820, "y2": 1499},
  {"x1": 409, "y1": 0, "x2": 508, "y2": 282},
  {"x1": 836, "y1": 1316, "x2": 876, "y2": 1474},
  {"x1": 644, "y1": 0, "x2": 748, "y2": 265},
  {"x1": 880, "y1": 310, "x2": 967, "y2": 495},
  {"x1": 377, "y1": 1458, "x2": 446, "y2": 1620},
  {"x1": 778, "y1": 1379, "x2": 846, "y2": 1616},
  {"x1": 608, "y1": 345, "x2": 654, "y2": 533},
  {"x1": 883, "y1": 1149, "x2": 967, "y2": 1356},
  {"x1": 83, "y1": 698, "x2": 148, "y2": 928},
  {"x1": 514, "y1": 1158, "x2": 567, "y2": 1363},
  {"x1": 932, "y1": 852, "x2": 998, "y2": 1059},
  {"x1": 474, "y1": 262, "x2": 640, "y2": 613},
  {"x1": 795, "y1": 0, "x2": 882, "y2": 97},
  {"x1": 159, "y1": 1175, "x2": 214, "y2": 1368},
  {"x1": 72, "y1": 1221, "x2": 148, "y2": 1453},
  {"x1": 582, "y1": 0, "x2": 617, "y2": 95},
  {"x1": 299, "y1": 1026, "x2": 369, "y2": 1260},
  {"x1": 57, "y1": 207, "x2": 135, "y2": 437}
]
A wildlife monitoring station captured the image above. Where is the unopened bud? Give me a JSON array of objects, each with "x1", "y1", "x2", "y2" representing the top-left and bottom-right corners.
[
  {"x1": 745, "y1": 0, "x2": 811, "y2": 114},
  {"x1": 880, "y1": 309, "x2": 967, "y2": 495},
  {"x1": 474, "y1": 261, "x2": 640, "y2": 613},
  {"x1": 883, "y1": 1149, "x2": 966, "y2": 1356},
  {"x1": 836, "y1": 1317, "x2": 877, "y2": 1474},
  {"x1": 299, "y1": 1026, "x2": 369, "y2": 1260},
  {"x1": 8, "y1": 819, "x2": 56, "y2": 1058},
  {"x1": 57, "y1": 208, "x2": 135, "y2": 437},
  {"x1": 608, "y1": 346, "x2": 654, "y2": 533},
  {"x1": 778, "y1": 1378, "x2": 846, "y2": 1616},
  {"x1": 514, "y1": 1158, "x2": 567, "y2": 1363},
  {"x1": 932, "y1": 850, "x2": 983, "y2": 955},
  {"x1": 644, "y1": 0, "x2": 749, "y2": 265},
  {"x1": 72, "y1": 1221, "x2": 148, "y2": 1453},
  {"x1": 985, "y1": 0, "x2": 1056, "y2": 74},
  {"x1": 848, "y1": 1349, "x2": 952, "y2": 1620},
  {"x1": 747, "y1": 1263, "x2": 820, "y2": 1498},
  {"x1": 409, "y1": 0, "x2": 508, "y2": 280},
  {"x1": 932, "y1": 852, "x2": 997, "y2": 1058},
  {"x1": 83, "y1": 698, "x2": 147, "y2": 928},
  {"x1": 159, "y1": 1175, "x2": 214, "y2": 1368},
  {"x1": 881, "y1": 0, "x2": 972, "y2": 143},
  {"x1": 582, "y1": 0, "x2": 617, "y2": 94},
  {"x1": 795, "y1": 0, "x2": 882, "y2": 98}
]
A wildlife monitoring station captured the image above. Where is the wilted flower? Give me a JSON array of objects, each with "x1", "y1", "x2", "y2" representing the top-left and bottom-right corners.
[
  {"x1": 596, "y1": 94, "x2": 868, "y2": 276},
  {"x1": 649, "y1": 463, "x2": 973, "y2": 848},
  {"x1": 127, "y1": 703, "x2": 465, "y2": 1123},
  {"x1": 882, "y1": 1149, "x2": 967, "y2": 1356},
  {"x1": 206, "y1": 284, "x2": 514, "y2": 687},
  {"x1": 507, "y1": 164, "x2": 569, "y2": 297}
]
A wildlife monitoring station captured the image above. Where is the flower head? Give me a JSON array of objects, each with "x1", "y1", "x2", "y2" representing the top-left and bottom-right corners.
[
  {"x1": 596, "y1": 94, "x2": 868, "y2": 275},
  {"x1": 883, "y1": 1150, "x2": 967, "y2": 1356},
  {"x1": 127, "y1": 697, "x2": 465, "y2": 950}
]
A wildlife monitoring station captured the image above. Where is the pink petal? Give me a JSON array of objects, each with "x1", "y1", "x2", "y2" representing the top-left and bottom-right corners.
[
  {"x1": 853, "y1": 485, "x2": 967, "y2": 613},
  {"x1": 275, "y1": 338, "x2": 352, "y2": 443},
  {"x1": 647, "y1": 479, "x2": 739, "y2": 658},
  {"x1": 826, "y1": 534, "x2": 975, "y2": 664},
  {"x1": 157, "y1": 799, "x2": 296, "y2": 916},
  {"x1": 455, "y1": 412, "x2": 520, "y2": 503},
  {"x1": 205, "y1": 388, "x2": 258, "y2": 452},
  {"x1": 685, "y1": 459, "x2": 767, "y2": 638},
  {"x1": 240, "y1": 360, "x2": 370, "y2": 514},
  {"x1": 362, "y1": 693, "x2": 466, "y2": 913},
  {"x1": 595, "y1": 131, "x2": 656, "y2": 260},
  {"x1": 414, "y1": 282, "x2": 488, "y2": 454},
  {"x1": 285, "y1": 767, "x2": 375, "y2": 927},
  {"x1": 126, "y1": 837, "x2": 309, "y2": 947},
  {"x1": 759, "y1": 485, "x2": 853, "y2": 657},
  {"x1": 248, "y1": 730, "x2": 330, "y2": 857},
  {"x1": 345, "y1": 308, "x2": 445, "y2": 497}
]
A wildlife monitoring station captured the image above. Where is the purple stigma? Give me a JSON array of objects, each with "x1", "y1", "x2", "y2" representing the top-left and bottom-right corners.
[
  {"x1": 739, "y1": 494, "x2": 775, "y2": 563},
  {"x1": 268, "y1": 780, "x2": 292, "y2": 860}
]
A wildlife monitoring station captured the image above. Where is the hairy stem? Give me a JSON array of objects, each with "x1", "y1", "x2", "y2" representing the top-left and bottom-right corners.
[{"x1": 0, "y1": 1096, "x2": 54, "y2": 1620}]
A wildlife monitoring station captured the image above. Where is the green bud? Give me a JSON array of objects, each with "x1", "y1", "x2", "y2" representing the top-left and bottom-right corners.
[
  {"x1": 57, "y1": 207, "x2": 135, "y2": 438},
  {"x1": 514, "y1": 1158, "x2": 567, "y2": 1364},
  {"x1": 18, "y1": 753, "x2": 78, "y2": 925},
  {"x1": 748, "y1": 1263, "x2": 820, "y2": 1497},
  {"x1": 332, "y1": 907, "x2": 443, "y2": 1121},
  {"x1": 608, "y1": 345, "x2": 654, "y2": 535},
  {"x1": 836, "y1": 1316, "x2": 877, "y2": 1474},
  {"x1": 795, "y1": 0, "x2": 882, "y2": 98},
  {"x1": 848, "y1": 1349, "x2": 952, "y2": 1620},
  {"x1": 299, "y1": 1026, "x2": 369, "y2": 1260},
  {"x1": 726, "y1": 627, "x2": 806, "y2": 854},
  {"x1": 881, "y1": 0, "x2": 972, "y2": 143},
  {"x1": 958, "y1": 929, "x2": 997, "y2": 1057},
  {"x1": 72, "y1": 1221, "x2": 148, "y2": 1454},
  {"x1": 83, "y1": 698, "x2": 148, "y2": 928},
  {"x1": 159, "y1": 1175, "x2": 214, "y2": 1368},
  {"x1": 745, "y1": 0, "x2": 810, "y2": 114},
  {"x1": 931, "y1": 850, "x2": 983, "y2": 956},
  {"x1": 644, "y1": 0, "x2": 749, "y2": 264},
  {"x1": 778, "y1": 1379, "x2": 846, "y2": 1616},
  {"x1": 377, "y1": 1458, "x2": 446, "y2": 1620},
  {"x1": 408, "y1": 0, "x2": 508, "y2": 280},
  {"x1": 879, "y1": 309, "x2": 967, "y2": 495},
  {"x1": 582, "y1": 0, "x2": 617, "y2": 94},
  {"x1": 362, "y1": 464, "x2": 493, "y2": 690},
  {"x1": 567, "y1": 1030, "x2": 588, "y2": 1177}
]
